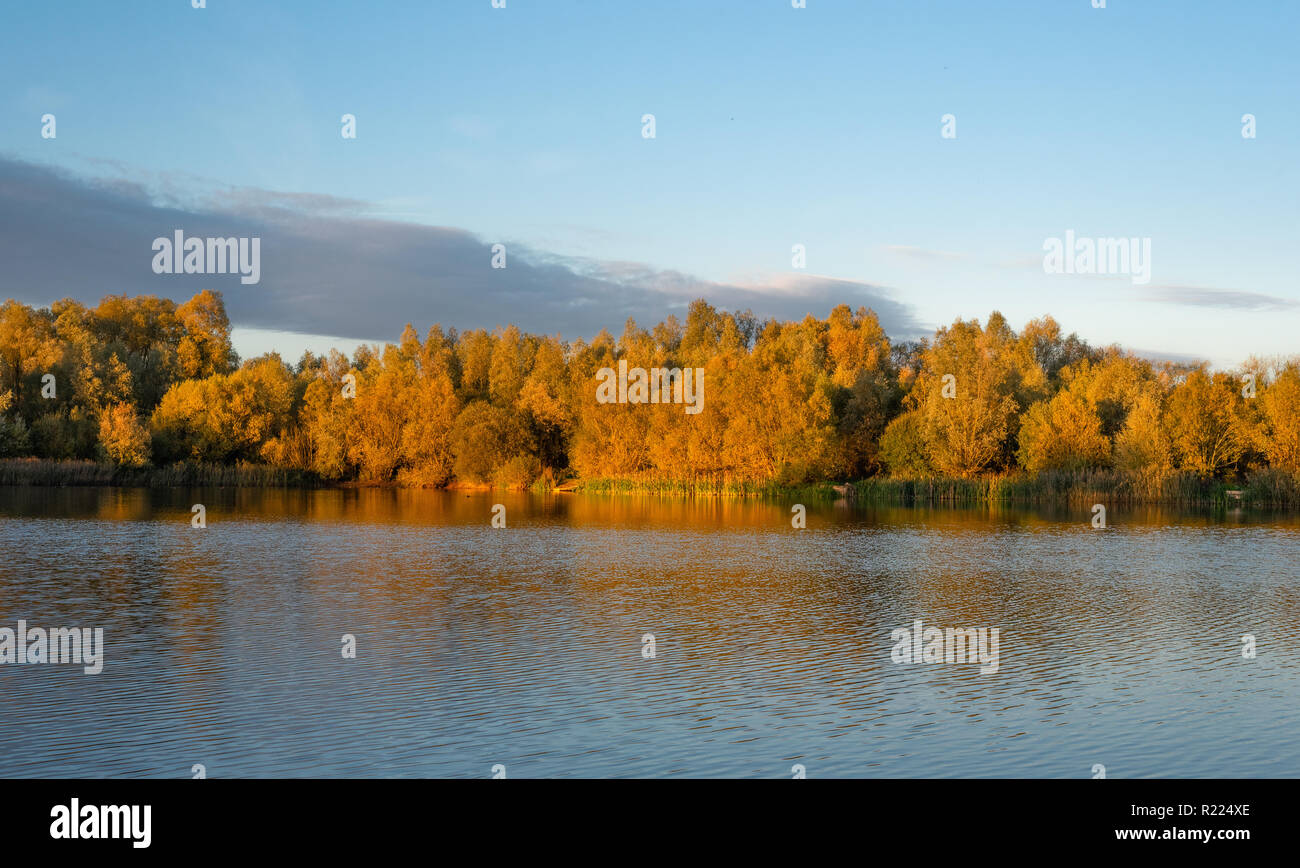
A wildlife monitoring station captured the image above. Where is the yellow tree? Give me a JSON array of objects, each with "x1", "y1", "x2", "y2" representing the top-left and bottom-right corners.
[
  {"x1": 176, "y1": 290, "x2": 238, "y2": 379},
  {"x1": 826, "y1": 304, "x2": 896, "y2": 477},
  {"x1": 349, "y1": 344, "x2": 413, "y2": 481},
  {"x1": 1113, "y1": 389, "x2": 1172, "y2": 492},
  {"x1": 299, "y1": 364, "x2": 356, "y2": 479},
  {"x1": 0, "y1": 300, "x2": 61, "y2": 418},
  {"x1": 1016, "y1": 388, "x2": 1110, "y2": 472},
  {"x1": 1258, "y1": 363, "x2": 1300, "y2": 472},
  {"x1": 150, "y1": 354, "x2": 295, "y2": 463},
  {"x1": 917, "y1": 315, "x2": 1027, "y2": 477},
  {"x1": 1164, "y1": 369, "x2": 1248, "y2": 478},
  {"x1": 723, "y1": 316, "x2": 837, "y2": 483},
  {"x1": 516, "y1": 335, "x2": 572, "y2": 475},
  {"x1": 98, "y1": 403, "x2": 151, "y2": 466}
]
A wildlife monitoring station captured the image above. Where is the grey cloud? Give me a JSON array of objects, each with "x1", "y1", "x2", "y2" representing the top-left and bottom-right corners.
[
  {"x1": 1146, "y1": 285, "x2": 1298, "y2": 311},
  {"x1": 0, "y1": 156, "x2": 924, "y2": 343}
]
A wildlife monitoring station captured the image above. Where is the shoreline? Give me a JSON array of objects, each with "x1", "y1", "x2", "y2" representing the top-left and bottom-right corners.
[{"x1": 1, "y1": 458, "x2": 1296, "y2": 508}]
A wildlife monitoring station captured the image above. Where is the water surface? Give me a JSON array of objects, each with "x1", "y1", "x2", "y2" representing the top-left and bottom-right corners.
[{"x1": 1, "y1": 487, "x2": 1297, "y2": 778}]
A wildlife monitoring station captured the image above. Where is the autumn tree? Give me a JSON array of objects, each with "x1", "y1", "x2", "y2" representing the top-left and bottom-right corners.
[
  {"x1": 1113, "y1": 390, "x2": 1172, "y2": 493},
  {"x1": 0, "y1": 299, "x2": 61, "y2": 421},
  {"x1": 450, "y1": 400, "x2": 533, "y2": 485},
  {"x1": 98, "y1": 403, "x2": 152, "y2": 466},
  {"x1": 1164, "y1": 369, "x2": 1249, "y2": 478},
  {"x1": 826, "y1": 304, "x2": 897, "y2": 476},
  {"x1": 879, "y1": 409, "x2": 929, "y2": 476},
  {"x1": 150, "y1": 354, "x2": 296, "y2": 464},
  {"x1": 5, "y1": 290, "x2": 1296, "y2": 493},
  {"x1": 1258, "y1": 363, "x2": 1300, "y2": 472},
  {"x1": 297, "y1": 350, "x2": 357, "y2": 479},
  {"x1": 915, "y1": 315, "x2": 1028, "y2": 477},
  {"x1": 176, "y1": 290, "x2": 238, "y2": 379}
]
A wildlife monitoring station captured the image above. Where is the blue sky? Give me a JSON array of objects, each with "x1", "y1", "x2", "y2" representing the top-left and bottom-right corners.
[{"x1": 2, "y1": 0, "x2": 1296, "y2": 368}]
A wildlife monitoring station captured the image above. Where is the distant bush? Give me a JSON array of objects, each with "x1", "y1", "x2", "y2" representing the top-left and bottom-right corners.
[
  {"x1": 879, "y1": 410, "x2": 929, "y2": 477},
  {"x1": 495, "y1": 454, "x2": 542, "y2": 490}
]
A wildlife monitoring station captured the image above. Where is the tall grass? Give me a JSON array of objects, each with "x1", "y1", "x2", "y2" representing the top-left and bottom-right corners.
[
  {"x1": 848, "y1": 468, "x2": 1300, "y2": 507},
  {"x1": 575, "y1": 476, "x2": 839, "y2": 500},
  {"x1": 5, "y1": 457, "x2": 1297, "y2": 506},
  {"x1": 0, "y1": 458, "x2": 325, "y2": 488},
  {"x1": 1241, "y1": 467, "x2": 1300, "y2": 507}
]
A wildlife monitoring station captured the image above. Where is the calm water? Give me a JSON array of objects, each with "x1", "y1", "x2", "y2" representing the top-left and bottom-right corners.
[{"x1": 1, "y1": 487, "x2": 1298, "y2": 778}]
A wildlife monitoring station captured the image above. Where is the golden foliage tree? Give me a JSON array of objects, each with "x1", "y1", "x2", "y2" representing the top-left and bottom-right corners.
[
  {"x1": 98, "y1": 402, "x2": 151, "y2": 467},
  {"x1": 916, "y1": 316, "x2": 1028, "y2": 477},
  {"x1": 1165, "y1": 369, "x2": 1248, "y2": 478},
  {"x1": 1258, "y1": 363, "x2": 1300, "y2": 472},
  {"x1": 3, "y1": 291, "x2": 1297, "y2": 493}
]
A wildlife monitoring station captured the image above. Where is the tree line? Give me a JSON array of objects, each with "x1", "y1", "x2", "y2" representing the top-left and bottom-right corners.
[{"x1": 1, "y1": 290, "x2": 1296, "y2": 492}]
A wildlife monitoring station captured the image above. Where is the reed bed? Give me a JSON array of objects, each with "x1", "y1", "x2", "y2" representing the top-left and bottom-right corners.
[
  {"x1": 0, "y1": 458, "x2": 324, "y2": 488},
  {"x1": 573, "y1": 476, "x2": 839, "y2": 500},
  {"x1": 4, "y1": 458, "x2": 1296, "y2": 506},
  {"x1": 849, "y1": 469, "x2": 1300, "y2": 507}
]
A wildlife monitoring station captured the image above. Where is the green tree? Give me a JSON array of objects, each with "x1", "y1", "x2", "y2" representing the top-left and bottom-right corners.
[{"x1": 879, "y1": 409, "x2": 930, "y2": 476}]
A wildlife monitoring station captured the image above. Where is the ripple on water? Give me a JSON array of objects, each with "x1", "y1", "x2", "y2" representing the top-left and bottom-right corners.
[{"x1": 1, "y1": 488, "x2": 1298, "y2": 777}]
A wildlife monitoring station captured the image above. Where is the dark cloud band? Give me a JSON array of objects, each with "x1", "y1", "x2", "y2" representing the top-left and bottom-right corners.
[{"x1": 0, "y1": 157, "x2": 923, "y2": 343}]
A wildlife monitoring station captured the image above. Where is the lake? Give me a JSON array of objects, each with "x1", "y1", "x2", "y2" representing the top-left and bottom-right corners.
[{"x1": 1, "y1": 487, "x2": 1297, "y2": 778}]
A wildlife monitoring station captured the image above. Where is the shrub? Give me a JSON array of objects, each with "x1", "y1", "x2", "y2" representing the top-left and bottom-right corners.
[
  {"x1": 98, "y1": 403, "x2": 152, "y2": 467},
  {"x1": 879, "y1": 410, "x2": 929, "y2": 477}
]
